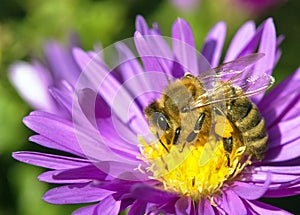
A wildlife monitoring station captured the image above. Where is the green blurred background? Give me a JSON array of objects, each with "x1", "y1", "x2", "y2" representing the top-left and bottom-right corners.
[{"x1": 0, "y1": 0, "x2": 299, "y2": 214}]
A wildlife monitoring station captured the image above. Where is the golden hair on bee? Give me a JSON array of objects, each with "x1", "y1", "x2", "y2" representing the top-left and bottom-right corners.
[{"x1": 144, "y1": 53, "x2": 274, "y2": 164}]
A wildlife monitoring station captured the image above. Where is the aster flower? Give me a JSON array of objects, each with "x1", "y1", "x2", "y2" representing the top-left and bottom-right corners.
[
  {"x1": 9, "y1": 39, "x2": 81, "y2": 117},
  {"x1": 11, "y1": 16, "x2": 300, "y2": 214},
  {"x1": 170, "y1": 0, "x2": 285, "y2": 15},
  {"x1": 170, "y1": 0, "x2": 200, "y2": 12},
  {"x1": 235, "y1": 0, "x2": 286, "y2": 15}
]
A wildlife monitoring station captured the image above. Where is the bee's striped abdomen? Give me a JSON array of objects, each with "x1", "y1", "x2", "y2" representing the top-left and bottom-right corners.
[{"x1": 227, "y1": 87, "x2": 268, "y2": 160}]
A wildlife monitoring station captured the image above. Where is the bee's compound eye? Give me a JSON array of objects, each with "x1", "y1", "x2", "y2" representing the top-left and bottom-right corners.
[{"x1": 152, "y1": 112, "x2": 169, "y2": 131}]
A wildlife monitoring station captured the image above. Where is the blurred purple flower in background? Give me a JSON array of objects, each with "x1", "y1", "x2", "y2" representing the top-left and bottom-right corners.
[
  {"x1": 10, "y1": 16, "x2": 300, "y2": 214},
  {"x1": 9, "y1": 40, "x2": 81, "y2": 117},
  {"x1": 236, "y1": 0, "x2": 286, "y2": 15},
  {"x1": 170, "y1": 0, "x2": 200, "y2": 12},
  {"x1": 170, "y1": 0, "x2": 286, "y2": 15}
]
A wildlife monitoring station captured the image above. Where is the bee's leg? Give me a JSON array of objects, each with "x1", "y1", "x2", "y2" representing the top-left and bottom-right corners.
[
  {"x1": 223, "y1": 137, "x2": 233, "y2": 166},
  {"x1": 181, "y1": 113, "x2": 205, "y2": 152},
  {"x1": 179, "y1": 142, "x2": 187, "y2": 153},
  {"x1": 186, "y1": 113, "x2": 205, "y2": 142}
]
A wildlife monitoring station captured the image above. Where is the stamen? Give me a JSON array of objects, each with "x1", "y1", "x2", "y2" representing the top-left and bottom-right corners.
[{"x1": 137, "y1": 132, "x2": 250, "y2": 202}]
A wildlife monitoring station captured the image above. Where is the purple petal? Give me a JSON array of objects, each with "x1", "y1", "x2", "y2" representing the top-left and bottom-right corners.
[
  {"x1": 151, "y1": 22, "x2": 161, "y2": 34},
  {"x1": 98, "y1": 116, "x2": 139, "y2": 148},
  {"x1": 97, "y1": 73, "x2": 149, "y2": 135},
  {"x1": 77, "y1": 88, "x2": 110, "y2": 127},
  {"x1": 244, "y1": 200, "x2": 293, "y2": 215},
  {"x1": 201, "y1": 22, "x2": 226, "y2": 67},
  {"x1": 131, "y1": 183, "x2": 178, "y2": 204},
  {"x1": 12, "y1": 151, "x2": 89, "y2": 169},
  {"x1": 116, "y1": 42, "x2": 147, "y2": 82},
  {"x1": 252, "y1": 18, "x2": 276, "y2": 103},
  {"x1": 8, "y1": 62, "x2": 55, "y2": 112},
  {"x1": 267, "y1": 115, "x2": 300, "y2": 148},
  {"x1": 72, "y1": 204, "x2": 97, "y2": 215},
  {"x1": 74, "y1": 46, "x2": 149, "y2": 135},
  {"x1": 221, "y1": 190, "x2": 247, "y2": 215},
  {"x1": 145, "y1": 34, "x2": 174, "y2": 76},
  {"x1": 263, "y1": 138, "x2": 300, "y2": 163},
  {"x1": 116, "y1": 43, "x2": 161, "y2": 108},
  {"x1": 214, "y1": 206, "x2": 226, "y2": 215},
  {"x1": 242, "y1": 166, "x2": 300, "y2": 185},
  {"x1": 264, "y1": 186, "x2": 300, "y2": 198},
  {"x1": 96, "y1": 161, "x2": 149, "y2": 182},
  {"x1": 99, "y1": 178, "x2": 138, "y2": 194},
  {"x1": 43, "y1": 182, "x2": 114, "y2": 204},
  {"x1": 52, "y1": 164, "x2": 108, "y2": 181},
  {"x1": 274, "y1": 35, "x2": 284, "y2": 65},
  {"x1": 175, "y1": 196, "x2": 192, "y2": 215},
  {"x1": 262, "y1": 92, "x2": 300, "y2": 129},
  {"x1": 135, "y1": 15, "x2": 150, "y2": 35},
  {"x1": 197, "y1": 199, "x2": 215, "y2": 215},
  {"x1": 259, "y1": 67, "x2": 300, "y2": 126},
  {"x1": 145, "y1": 200, "x2": 178, "y2": 215},
  {"x1": 232, "y1": 172, "x2": 271, "y2": 200},
  {"x1": 39, "y1": 162, "x2": 145, "y2": 184},
  {"x1": 48, "y1": 87, "x2": 72, "y2": 118},
  {"x1": 45, "y1": 41, "x2": 80, "y2": 85},
  {"x1": 72, "y1": 47, "x2": 94, "y2": 71},
  {"x1": 133, "y1": 33, "x2": 172, "y2": 104},
  {"x1": 274, "y1": 48, "x2": 282, "y2": 67},
  {"x1": 127, "y1": 200, "x2": 147, "y2": 215},
  {"x1": 256, "y1": 166, "x2": 300, "y2": 175},
  {"x1": 172, "y1": 18, "x2": 198, "y2": 75},
  {"x1": 94, "y1": 196, "x2": 121, "y2": 215},
  {"x1": 133, "y1": 31, "x2": 163, "y2": 73},
  {"x1": 224, "y1": 21, "x2": 256, "y2": 62},
  {"x1": 97, "y1": 117, "x2": 140, "y2": 160},
  {"x1": 119, "y1": 198, "x2": 135, "y2": 214},
  {"x1": 134, "y1": 21, "x2": 174, "y2": 76},
  {"x1": 23, "y1": 112, "x2": 85, "y2": 156},
  {"x1": 135, "y1": 16, "x2": 161, "y2": 36},
  {"x1": 175, "y1": 196, "x2": 193, "y2": 215},
  {"x1": 38, "y1": 170, "x2": 91, "y2": 184},
  {"x1": 29, "y1": 135, "x2": 83, "y2": 157},
  {"x1": 172, "y1": 18, "x2": 195, "y2": 48},
  {"x1": 238, "y1": 21, "x2": 264, "y2": 57},
  {"x1": 134, "y1": 32, "x2": 173, "y2": 80},
  {"x1": 25, "y1": 111, "x2": 136, "y2": 165}
]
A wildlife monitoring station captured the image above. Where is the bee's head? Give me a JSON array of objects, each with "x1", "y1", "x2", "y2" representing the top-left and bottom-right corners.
[
  {"x1": 144, "y1": 76, "x2": 205, "y2": 150},
  {"x1": 144, "y1": 101, "x2": 181, "y2": 147}
]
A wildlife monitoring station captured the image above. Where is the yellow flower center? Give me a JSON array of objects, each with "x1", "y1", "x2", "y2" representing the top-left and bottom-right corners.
[{"x1": 137, "y1": 126, "x2": 251, "y2": 201}]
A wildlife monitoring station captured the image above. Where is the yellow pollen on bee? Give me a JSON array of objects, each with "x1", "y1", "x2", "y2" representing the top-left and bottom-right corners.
[
  {"x1": 137, "y1": 129, "x2": 251, "y2": 201},
  {"x1": 214, "y1": 115, "x2": 233, "y2": 138}
]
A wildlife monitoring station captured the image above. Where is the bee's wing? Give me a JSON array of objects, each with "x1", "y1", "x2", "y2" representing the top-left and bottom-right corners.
[
  {"x1": 190, "y1": 72, "x2": 275, "y2": 109},
  {"x1": 198, "y1": 53, "x2": 265, "y2": 81}
]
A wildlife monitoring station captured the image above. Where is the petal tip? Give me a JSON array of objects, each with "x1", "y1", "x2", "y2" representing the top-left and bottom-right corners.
[{"x1": 134, "y1": 31, "x2": 143, "y2": 38}]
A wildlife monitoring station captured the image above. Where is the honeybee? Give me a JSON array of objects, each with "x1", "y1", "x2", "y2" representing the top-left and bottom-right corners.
[{"x1": 144, "y1": 53, "x2": 274, "y2": 165}]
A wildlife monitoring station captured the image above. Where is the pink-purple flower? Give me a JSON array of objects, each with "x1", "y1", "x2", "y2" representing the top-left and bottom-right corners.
[
  {"x1": 170, "y1": 0, "x2": 200, "y2": 12},
  {"x1": 170, "y1": 0, "x2": 285, "y2": 14},
  {"x1": 236, "y1": 0, "x2": 286, "y2": 14},
  {"x1": 11, "y1": 16, "x2": 300, "y2": 214}
]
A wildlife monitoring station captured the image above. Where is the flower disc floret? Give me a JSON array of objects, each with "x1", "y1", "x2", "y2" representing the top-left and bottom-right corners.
[{"x1": 139, "y1": 130, "x2": 251, "y2": 201}]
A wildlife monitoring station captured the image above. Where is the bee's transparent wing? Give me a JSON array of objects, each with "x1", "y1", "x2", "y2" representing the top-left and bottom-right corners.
[
  {"x1": 193, "y1": 54, "x2": 270, "y2": 165},
  {"x1": 191, "y1": 72, "x2": 275, "y2": 109},
  {"x1": 198, "y1": 53, "x2": 265, "y2": 82}
]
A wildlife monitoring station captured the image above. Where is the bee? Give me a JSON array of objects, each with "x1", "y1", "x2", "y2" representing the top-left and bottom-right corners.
[{"x1": 144, "y1": 53, "x2": 274, "y2": 165}]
